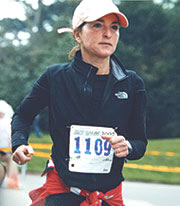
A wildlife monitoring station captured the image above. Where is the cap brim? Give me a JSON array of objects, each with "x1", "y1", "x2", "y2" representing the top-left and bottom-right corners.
[
  {"x1": 115, "y1": 12, "x2": 129, "y2": 28},
  {"x1": 85, "y1": 12, "x2": 129, "y2": 28}
]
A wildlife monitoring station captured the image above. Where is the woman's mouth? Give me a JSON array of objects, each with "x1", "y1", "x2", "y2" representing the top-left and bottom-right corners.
[{"x1": 99, "y1": 42, "x2": 112, "y2": 46}]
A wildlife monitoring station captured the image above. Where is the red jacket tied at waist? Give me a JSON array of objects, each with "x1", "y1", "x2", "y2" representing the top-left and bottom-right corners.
[{"x1": 29, "y1": 159, "x2": 124, "y2": 206}]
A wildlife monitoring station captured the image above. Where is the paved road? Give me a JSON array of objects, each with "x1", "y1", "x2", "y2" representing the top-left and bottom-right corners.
[{"x1": 0, "y1": 173, "x2": 180, "y2": 206}]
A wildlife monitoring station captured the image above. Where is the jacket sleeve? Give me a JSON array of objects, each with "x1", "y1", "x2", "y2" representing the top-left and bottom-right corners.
[
  {"x1": 126, "y1": 72, "x2": 148, "y2": 160},
  {"x1": 11, "y1": 69, "x2": 50, "y2": 152}
]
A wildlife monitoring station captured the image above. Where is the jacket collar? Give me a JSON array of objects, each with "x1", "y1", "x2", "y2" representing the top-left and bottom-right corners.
[
  {"x1": 110, "y1": 56, "x2": 127, "y2": 81},
  {"x1": 73, "y1": 51, "x2": 98, "y2": 76},
  {"x1": 72, "y1": 50, "x2": 127, "y2": 80}
]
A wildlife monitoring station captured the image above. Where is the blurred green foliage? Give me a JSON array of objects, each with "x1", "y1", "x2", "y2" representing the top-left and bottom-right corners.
[{"x1": 0, "y1": 0, "x2": 179, "y2": 139}]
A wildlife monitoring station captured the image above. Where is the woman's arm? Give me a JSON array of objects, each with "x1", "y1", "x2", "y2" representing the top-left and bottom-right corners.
[
  {"x1": 126, "y1": 73, "x2": 147, "y2": 160},
  {"x1": 11, "y1": 69, "x2": 50, "y2": 163}
]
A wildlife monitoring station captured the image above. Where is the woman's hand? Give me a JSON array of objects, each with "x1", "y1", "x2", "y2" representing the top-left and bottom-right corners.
[
  {"x1": 102, "y1": 135, "x2": 129, "y2": 158},
  {"x1": 12, "y1": 145, "x2": 34, "y2": 165}
]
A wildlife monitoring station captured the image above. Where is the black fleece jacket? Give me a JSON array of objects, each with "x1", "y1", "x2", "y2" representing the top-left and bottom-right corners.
[{"x1": 11, "y1": 51, "x2": 147, "y2": 192}]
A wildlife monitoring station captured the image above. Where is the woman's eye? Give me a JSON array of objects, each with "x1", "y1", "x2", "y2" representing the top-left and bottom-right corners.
[
  {"x1": 93, "y1": 23, "x2": 102, "y2": 28},
  {"x1": 112, "y1": 25, "x2": 119, "y2": 31}
]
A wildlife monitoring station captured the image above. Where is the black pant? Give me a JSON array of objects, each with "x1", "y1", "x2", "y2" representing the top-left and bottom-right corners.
[{"x1": 45, "y1": 192, "x2": 109, "y2": 206}]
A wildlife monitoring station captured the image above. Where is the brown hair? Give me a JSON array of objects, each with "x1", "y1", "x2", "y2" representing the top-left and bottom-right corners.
[
  {"x1": 68, "y1": 45, "x2": 80, "y2": 60},
  {"x1": 68, "y1": 22, "x2": 86, "y2": 60}
]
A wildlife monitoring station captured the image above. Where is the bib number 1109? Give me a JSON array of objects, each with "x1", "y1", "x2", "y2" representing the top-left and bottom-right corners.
[
  {"x1": 69, "y1": 125, "x2": 115, "y2": 173},
  {"x1": 74, "y1": 136, "x2": 111, "y2": 156}
]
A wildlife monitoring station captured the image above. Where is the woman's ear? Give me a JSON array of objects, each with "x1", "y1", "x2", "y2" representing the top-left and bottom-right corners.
[{"x1": 73, "y1": 30, "x2": 81, "y2": 44}]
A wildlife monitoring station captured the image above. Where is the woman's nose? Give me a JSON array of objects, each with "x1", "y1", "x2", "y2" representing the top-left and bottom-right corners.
[{"x1": 103, "y1": 27, "x2": 112, "y2": 39}]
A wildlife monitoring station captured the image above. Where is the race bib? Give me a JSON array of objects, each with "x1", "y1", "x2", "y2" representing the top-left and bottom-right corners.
[{"x1": 69, "y1": 125, "x2": 116, "y2": 173}]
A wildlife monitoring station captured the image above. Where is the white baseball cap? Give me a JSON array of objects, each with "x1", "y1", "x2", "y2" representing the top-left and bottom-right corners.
[
  {"x1": 57, "y1": 0, "x2": 128, "y2": 34},
  {"x1": 72, "y1": 0, "x2": 128, "y2": 30}
]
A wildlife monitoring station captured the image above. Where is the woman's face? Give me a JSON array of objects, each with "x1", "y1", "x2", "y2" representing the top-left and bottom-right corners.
[{"x1": 74, "y1": 14, "x2": 120, "y2": 60}]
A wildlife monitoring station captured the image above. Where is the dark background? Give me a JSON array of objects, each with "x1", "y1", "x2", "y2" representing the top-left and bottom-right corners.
[{"x1": 0, "y1": 0, "x2": 179, "y2": 139}]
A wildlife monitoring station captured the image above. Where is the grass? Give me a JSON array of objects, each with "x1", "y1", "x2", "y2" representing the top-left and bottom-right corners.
[
  {"x1": 27, "y1": 134, "x2": 180, "y2": 184},
  {"x1": 123, "y1": 138, "x2": 180, "y2": 184},
  {"x1": 27, "y1": 133, "x2": 52, "y2": 173}
]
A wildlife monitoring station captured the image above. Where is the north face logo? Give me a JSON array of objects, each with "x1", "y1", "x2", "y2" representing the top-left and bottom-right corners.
[{"x1": 114, "y1": 91, "x2": 128, "y2": 99}]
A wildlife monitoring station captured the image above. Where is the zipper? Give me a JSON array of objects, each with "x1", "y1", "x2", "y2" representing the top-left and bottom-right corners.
[{"x1": 83, "y1": 66, "x2": 93, "y2": 93}]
